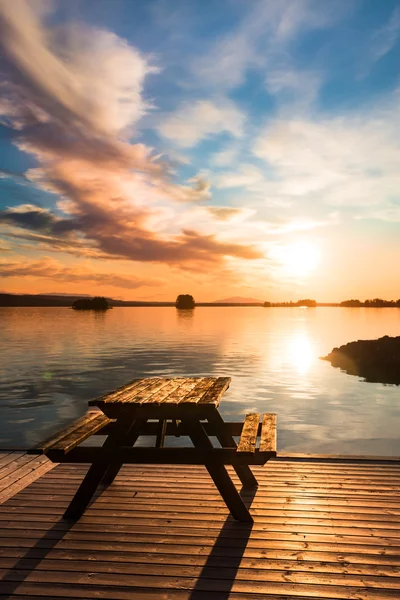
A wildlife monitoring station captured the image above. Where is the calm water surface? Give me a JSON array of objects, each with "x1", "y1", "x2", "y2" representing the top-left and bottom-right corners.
[{"x1": 1, "y1": 306, "x2": 400, "y2": 454}]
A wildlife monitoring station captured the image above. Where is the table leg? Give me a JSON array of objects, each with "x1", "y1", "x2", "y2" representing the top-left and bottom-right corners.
[
  {"x1": 207, "y1": 410, "x2": 258, "y2": 487},
  {"x1": 63, "y1": 461, "x2": 111, "y2": 520},
  {"x1": 155, "y1": 419, "x2": 167, "y2": 448},
  {"x1": 63, "y1": 417, "x2": 143, "y2": 519},
  {"x1": 101, "y1": 418, "x2": 146, "y2": 486},
  {"x1": 184, "y1": 419, "x2": 253, "y2": 523}
]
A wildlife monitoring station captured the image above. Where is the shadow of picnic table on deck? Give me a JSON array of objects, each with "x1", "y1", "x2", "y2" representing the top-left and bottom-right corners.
[
  {"x1": 1, "y1": 482, "x2": 257, "y2": 599},
  {"x1": 189, "y1": 486, "x2": 257, "y2": 600},
  {"x1": 0, "y1": 517, "x2": 76, "y2": 599}
]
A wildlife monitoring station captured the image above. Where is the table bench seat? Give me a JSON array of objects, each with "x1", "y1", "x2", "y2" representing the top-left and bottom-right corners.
[
  {"x1": 33, "y1": 411, "x2": 276, "y2": 466},
  {"x1": 28, "y1": 411, "x2": 112, "y2": 457}
]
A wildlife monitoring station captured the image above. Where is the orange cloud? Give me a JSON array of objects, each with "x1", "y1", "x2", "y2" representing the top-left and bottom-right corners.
[
  {"x1": 0, "y1": 257, "x2": 163, "y2": 290},
  {"x1": 0, "y1": 0, "x2": 262, "y2": 274}
]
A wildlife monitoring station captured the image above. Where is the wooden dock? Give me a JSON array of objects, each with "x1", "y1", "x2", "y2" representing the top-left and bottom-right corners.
[{"x1": 0, "y1": 452, "x2": 399, "y2": 599}]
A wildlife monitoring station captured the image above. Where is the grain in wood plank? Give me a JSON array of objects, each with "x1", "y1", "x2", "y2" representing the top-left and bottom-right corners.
[
  {"x1": 140, "y1": 378, "x2": 187, "y2": 404},
  {"x1": 157, "y1": 378, "x2": 201, "y2": 404},
  {"x1": 88, "y1": 378, "x2": 142, "y2": 405},
  {"x1": 2, "y1": 558, "x2": 400, "y2": 591},
  {"x1": 46, "y1": 414, "x2": 112, "y2": 455},
  {"x1": 3, "y1": 509, "x2": 400, "y2": 546},
  {"x1": 2, "y1": 534, "x2": 400, "y2": 559},
  {"x1": 0, "y1": 581, "x2": 341, "y2": 600},
  {"x1": 2, "y1": 567, "x2": 400, "y2": 599},
  {"x1": 1, "y1": 549, "x2": 400, "y2": 577},
  {"x1": 3, "y1": 513, "x2": 400, "y2": 542},
  {"x1": 197, "y1": 377, "x2": 231, "y2": 406},
  {"x1": 237, "y1": 414, "x2": 259, "y2": 454},
  {"x1": 113, "y1": 377, "x2": 165, "y2": 404},
  {"x1": 0, "y1": 455, "x2": 49, "y2": 495},
  {"x1": 0, "y1": 454, "x2": 40, "y2": 482},
  {"x1": 259, "y1": 413, "x2": 276, "y2": 453},
  {"x1": 13, "y1": 493, "x2": 400, "y2": 519},
  {"x1": 0, "y1": 452, "x2": 24, "y2": 469},
  {"x1": 31, "y1": 412, "x2": 103, "y2": 454},
  {"x1": 178, "y1": 377, "x2": 217, "y2": 404},
  {"x1": 0, "y1": 460, "x2": 55, "y2": 504},
  {"x1": 135, "y1": 378, "x2": 178, "y2": 404},
  {"x1": 2, "y1": 545, "x2": 400, "y2": 571}
]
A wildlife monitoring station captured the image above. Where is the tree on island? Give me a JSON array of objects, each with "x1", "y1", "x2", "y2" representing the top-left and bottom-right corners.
[
  {"x1": 72, "y1": 297, "x2": 111, "y2": 310},
  {"x1": 340, "y1": 299, "x2": 362, "y2": 307},
  {"x1": 175, "y1": 294, "x2": 195, "y2": 309},
  {"x1": 263, "y1": 299, "x2": 316, "y2": 307}
]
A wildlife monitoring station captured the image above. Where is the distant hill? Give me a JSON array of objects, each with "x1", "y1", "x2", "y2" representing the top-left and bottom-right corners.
[{"x1": 212, "y1": 296, "x2": 263, "y2": 304}]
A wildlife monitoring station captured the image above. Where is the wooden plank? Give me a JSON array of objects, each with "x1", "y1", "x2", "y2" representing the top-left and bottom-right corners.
[
  {"x1": 46, "y1": 414, "x2": 112, "y2": 456},
  {"x1": 0, "y1": 454, "x2": 39, "y2": 483},
  {"x1": 178, "y1": 378, "x2": 217, "y2": 404},
  {"x1": 163, "y1": 378, "x2": 201, "y2": 404},
  {"x1": 259, "y1": 413, "x2": 277, "y2": 453},
  {"x1": 0, "y1": 452, "x2": 24, "y2": 469},
  {"x1": 198, "y1": 377, "x2": 231, "y2": 406},
  {"x1": 2, "y1": 547, "x2": 400, "y2": 574},
  {"x1": 7, "y1": 490, "x2": 400, "y2": 525},
  {"x1": 29, "y1": 411, "x2": 104, "y2": 454},
  {"x1": 0, "y1": 459, "x2": 55, "y2": 504},
  {"x1": 30, "y1": 475, "x2": 400, "y2": 496},
  {"x1": 2, "y1": 567, "x2": 400, "y2": 599},
  {"x1": 237, "y1": 414, "x2": 260, "y2": 454},
  {"x1": 12, "y1": 490, "x2": 400, "y2": 516},
  {"x1": 1, "y1": 533, "x2": 400, "y2": 558},
  {"x1": 116, "y1": 378, "x2": 166, "y2": 404},
  {"x1": 2, "y1": 558, "x2": 400, "y2": 590},
  {"x1": 140, "y1": 378, "x2": 187, "y2": 404},
  {"x1": 89, "y1": 378, "x2": 160, "y2": 407},
  {"x1": 3, "y1": 512, "x2": 400, "y2": 541},
  {"x1": 277, "y1": 452, "x2": 400, "y2": 463},
  {"x1": 0, "y1": 455, "x2": 49, "y2": 496},
  {"x1": 0, "y1": 581, "x2": 349, "y2": 600},
  {"x1": 6, "y1": 496, "x2": 400, "y2": 523},
  {"x1": 52, "y1": 446, "x2": 269, "y2": 465},
  {"x1": 88, "y1": 378, "x2": 142, "y2": 405}
]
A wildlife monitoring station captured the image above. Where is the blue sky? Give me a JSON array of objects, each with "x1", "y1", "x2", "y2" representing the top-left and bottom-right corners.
[{"x1": 1, "y1": 0, "x2": 400, "y2": 301}]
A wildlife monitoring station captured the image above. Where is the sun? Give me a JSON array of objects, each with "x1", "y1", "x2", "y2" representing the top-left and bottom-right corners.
[{"x1": 272, "y1": 241, "x2": 321, "y2": 277}]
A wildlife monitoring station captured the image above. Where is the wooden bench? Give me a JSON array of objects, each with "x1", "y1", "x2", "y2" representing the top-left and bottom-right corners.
[
  {"x1": 30, "y1": 411, "x2": 276, "y2": 467},
  {"x1": 28, "y1": 411, "x2": 112, "y2": 458}
]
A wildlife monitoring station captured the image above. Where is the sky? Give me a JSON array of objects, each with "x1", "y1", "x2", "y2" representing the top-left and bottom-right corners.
[{"x1": 0, "y1": 0, "x2": 400, "y2": 302}]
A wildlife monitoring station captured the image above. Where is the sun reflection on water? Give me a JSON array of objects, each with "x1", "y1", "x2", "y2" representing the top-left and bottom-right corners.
[{"x1": 288, "y1": 333, "x2": 314, "y2": 374}]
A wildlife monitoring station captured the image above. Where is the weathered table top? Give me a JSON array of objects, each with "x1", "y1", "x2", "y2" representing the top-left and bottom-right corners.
[{"x1": 89, "y1": 377, "x2": 231, "y2": 413}]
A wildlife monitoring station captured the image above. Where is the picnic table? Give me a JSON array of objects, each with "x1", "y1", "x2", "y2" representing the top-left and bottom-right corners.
[{"x1": 32, "y1": 377, "x2": 277, "y2": 523}]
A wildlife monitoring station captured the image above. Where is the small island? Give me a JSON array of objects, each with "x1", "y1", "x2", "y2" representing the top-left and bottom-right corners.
[
  {"x1": 175, "y1": 294, "x2": 195, "y2": 309},
  {"x1": 264, "y1": 299, "x2": 317, "y2": 308},
  {"x1": 321, "y1": 335, "x2": 400, "y2": 385},
  {"x1": 72, "y1": 297, "x2": 111, "y2": 311}
]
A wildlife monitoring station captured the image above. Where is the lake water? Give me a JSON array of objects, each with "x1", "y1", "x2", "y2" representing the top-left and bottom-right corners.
[{"x1": 1, "y1": 306, "x2": 400, "y2": 454}]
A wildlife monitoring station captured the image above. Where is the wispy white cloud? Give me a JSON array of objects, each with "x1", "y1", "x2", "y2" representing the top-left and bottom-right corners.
[
  {"x1": 371, "y1": 7, "x2": 400, "y2": 62},
  {"x1": 190, "y1": 0, "x2": 350, "y2": 92},
  {"x1": 253, "y1": 90, "x2": 400, "y2": 212},
  {"x1": 209, "y1": 146, "x2": 240, "y2": 168},
  {"x1": 213, "y1": 164, "x2": 265, "y2": 189},
  {"x1": 157, "y1": 98, "x2": 245, "y2": 147},
  {"x1": 265, "y1": 68, "x2": 322, "y2": 112}
]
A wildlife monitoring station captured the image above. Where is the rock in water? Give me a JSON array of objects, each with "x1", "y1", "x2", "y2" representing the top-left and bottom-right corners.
[{"x1": 321, "y1": 335, "x2": 400, "y2": 385}]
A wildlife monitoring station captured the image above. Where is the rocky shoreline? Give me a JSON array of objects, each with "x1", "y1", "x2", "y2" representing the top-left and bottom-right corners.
[{"x1": 321, "y1": 335, "x2": 400, "y2": 385}]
